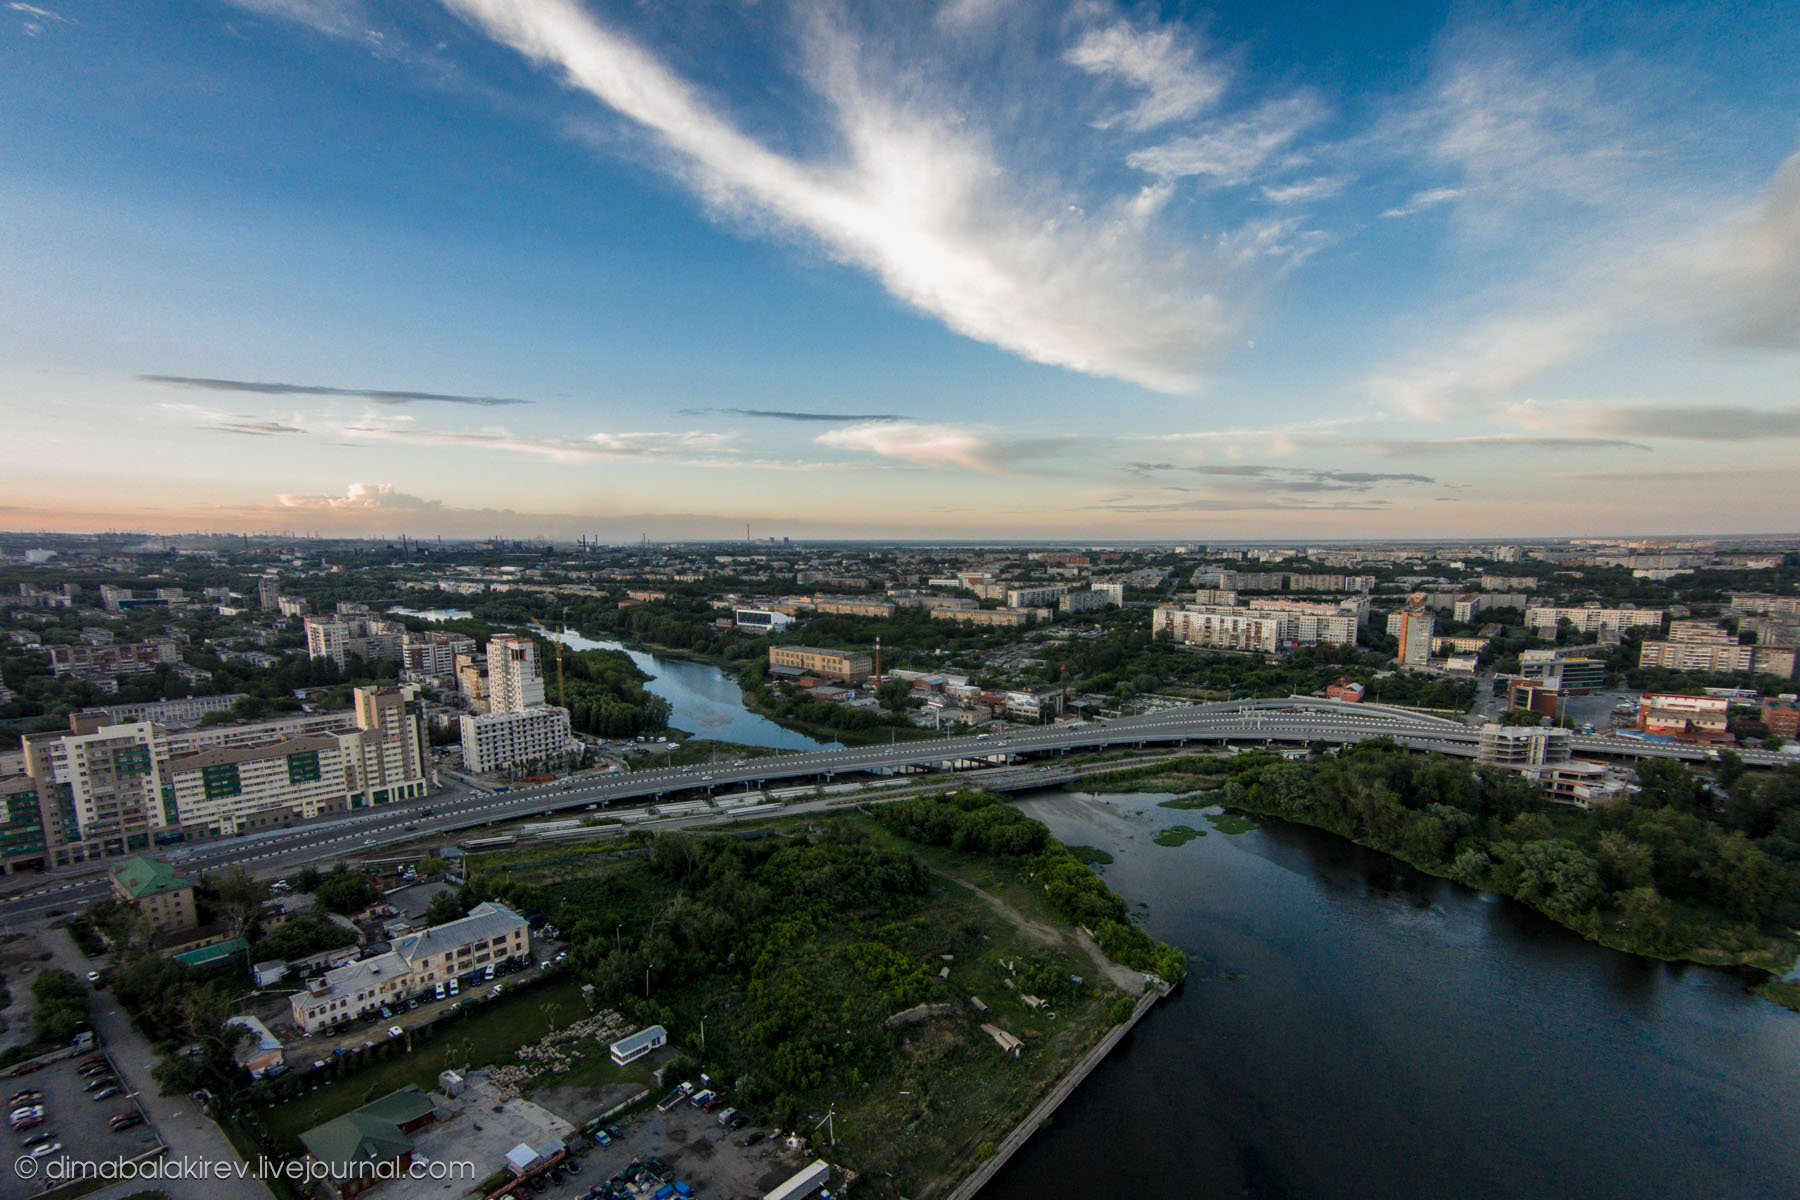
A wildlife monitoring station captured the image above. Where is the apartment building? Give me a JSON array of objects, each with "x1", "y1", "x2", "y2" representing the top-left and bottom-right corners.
[
  {"x1": 1525, "y1": 606, "x2": 1666, "y2": 636},
  {"x1": 290, "y1": 901, "x2": 529, "y2": 1035},
  {"x1": 1637, "y1": 622, "x2": 1796, "y2": 678},
  {"x1": 810, "y1": 596, "x2": 897, "y2": 619},
  {"x1": 47, "y1": 639, "x2": 180, "y2": 678},
  {"x1": 929, "y1": 606, "x2": 1043, "y2": 628},
  {"x1": 1397, "y1": 608, "x2": 1435, "y2": 668},
  {"x1": 108, "y1": 855, "x2": 198, "y2": 933},
  {"x1": 458, "y1": 705, "x2": 572, "y2": 774},
  {"x1": 1004, "y1": 584, "x2": 1071, "y2": 609},
  {"x1": 1476, "y1": 724, "x2": 1572, "y2": 768},
  {"x1": 400, "y1": 629, "x2": 475, "y2": 680},
  {"x1": 0, "y1": 775, "x2": 47, "y2": 873},
  {"x1": 1057, "y1": 588, "x2": 1113, "y2": 615},
  {"x1": 81, "y1": 694, "x2": 246, "y2": 728},
  {"x1": 16, "y1": 686, "x2": 431, "y2": 865},
  {"x1": 1152, "y1": 605, "x2": 1281, "y2": 653},
  {"x1": 486, "y1": 634, "x2": 545, "y2": 712},
  {"x1": 304, "y1": 615, "x2": 403, "y2": 670},
  {"x1": 1728, "y1": 593, "x2": 1800, "y2": 619},
  {"x1": 767, "y1": 645, "x2": 873, "y2": 682}
]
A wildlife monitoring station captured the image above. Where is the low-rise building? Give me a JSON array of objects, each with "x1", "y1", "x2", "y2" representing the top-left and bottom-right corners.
[
  {"x1": 1762, "y1": 699, "x2": 1799, "y2": 739},
  {"x1": 734, "y1": 608, "x2": 795, "y2": 634},
  {"x1": 290, "y1": 901, "x2": 529, "y2": 1035},
  {"x1": 1638, "y1": 693, "x2": 1733, "y2": 743},
  {"x1": 929, "y1": 606, "x2": 1042, "y2": 628},
  {"x1": 108, "y1": 855, "x2": 197, "y2": 933},
  {"x1": 47, "y1": 638, "x2": 180, "y2": 678},
  {"x1": 299, "y1": 1086, "x2": 438, "y2": 1200},
  {"x1": 767, "y1": 645, "x2": 873, "y2": 682}
]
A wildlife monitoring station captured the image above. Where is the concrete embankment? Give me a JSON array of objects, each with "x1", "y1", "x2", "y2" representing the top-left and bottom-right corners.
[{"x1": 946, "y1": 979, "x2": 1173, "y2": 1200}]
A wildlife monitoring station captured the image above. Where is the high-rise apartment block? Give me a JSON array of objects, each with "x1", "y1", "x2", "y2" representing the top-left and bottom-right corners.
[
  {"x1": 458, "y1": 636, "x2": 573, "y2": 775},
  {"x1": 8, "y1": 685, "x2": 430, "y2": 871},
  {"x1": 304, "y1": 614, "x2": 403, "y2": 670}
]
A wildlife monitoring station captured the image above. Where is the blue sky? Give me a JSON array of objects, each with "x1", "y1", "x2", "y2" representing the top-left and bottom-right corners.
[{"x1": 2, "y1": 0, "x2": 1797, "y2": 540}]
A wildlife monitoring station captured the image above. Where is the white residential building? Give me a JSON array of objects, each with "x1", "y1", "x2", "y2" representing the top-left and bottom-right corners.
[
  {"x1": 1153, "y1": 605, "x2": 1281, "y2": 652},
  {"x1": 288, "y1": 902, "x2": 531, "y2": 1035},
  {"x1": 459, "y1": 706, "x2": 572, "y2": 774},
  {"x1": 486, "y1": 634, "x2": 545, "y2": 713},
  {"x1": 1525, "y1": 606, "x2": 1666, "y2": 636}
]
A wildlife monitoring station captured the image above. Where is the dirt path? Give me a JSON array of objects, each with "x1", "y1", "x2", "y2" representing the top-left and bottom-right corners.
[{"x1": 929, "y1": 867, "x2": 1142, "y2": 992}]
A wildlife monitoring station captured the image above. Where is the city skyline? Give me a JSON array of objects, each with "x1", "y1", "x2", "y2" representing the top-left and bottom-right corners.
[{"x1": 3, "y1": 0, "x2": 1798, "y2": 539}]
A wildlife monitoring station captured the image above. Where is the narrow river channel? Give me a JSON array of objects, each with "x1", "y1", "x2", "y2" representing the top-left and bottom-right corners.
[{"x1": 979, "y1": 790, "x2": 1800, "y2": 1200}]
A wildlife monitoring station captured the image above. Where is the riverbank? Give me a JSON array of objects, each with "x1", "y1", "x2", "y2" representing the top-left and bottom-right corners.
[
  {"x1": 1067, "y1": 749, "x2": 1800, "y2": 1012},
  {"x1": 471, "y1": 801, "x2": 1183, "y2": 1199}
]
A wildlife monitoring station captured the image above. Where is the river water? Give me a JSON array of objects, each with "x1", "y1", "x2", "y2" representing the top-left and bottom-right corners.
[
  {"x1": 981, "y1": 791, "x2": 1800, "y2": 1200},
  {"x1": 546, "y1": 630, "x2": 838, "y2": 752}
]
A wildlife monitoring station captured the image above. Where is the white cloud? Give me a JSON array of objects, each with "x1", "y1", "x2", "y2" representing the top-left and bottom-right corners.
[
  {"x1": 1064, "y1": 19, "x2": 1225, "y2": 132},
  {"x1": 1681, "y1": 150, "x2": 1800, "y2": 350},
  {"x1": 1127, "y1": 96, "x2": 1323, "y2": 185},
  {"x1": 1379, "y1": 186, "x2": 1464, "y2": 219},
  {"x1": 277, "y1": 482, "x2": 440, "y2": 510},
  {"x1": 815, "y1": 421, "x2": 1001, "y2": 472},
  {"x1": 1261, "y1": 176, "x2": 1345, "y2": 205},
  {"x1": 441, "y1": 0, "x2": 1243, "y2": 393}
]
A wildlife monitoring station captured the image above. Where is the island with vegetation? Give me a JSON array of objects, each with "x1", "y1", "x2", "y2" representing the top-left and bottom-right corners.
[{"x1": 1074, "y1": 742, "x2": 1800, "y2": 1009}]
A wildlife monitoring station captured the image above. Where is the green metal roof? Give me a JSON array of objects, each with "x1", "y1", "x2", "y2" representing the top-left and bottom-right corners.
[
  {"x1": 110, "y1": 855, "x2": 191, "y2": 899},
  {"x1": 299, "y1": 1087, "x2": 434, "y2": 1175},
  {"x1": 171, "y1": 938, "x2": 246, "y2": 967}
]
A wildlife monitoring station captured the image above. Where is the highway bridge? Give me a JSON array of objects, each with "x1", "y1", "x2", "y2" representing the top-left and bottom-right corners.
[{"x1": 3, "y1": 697, "x2": 1788, "y2": 920}]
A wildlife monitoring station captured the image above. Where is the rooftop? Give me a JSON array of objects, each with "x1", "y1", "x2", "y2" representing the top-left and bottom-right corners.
[{"x1": 110, "y1": 855, "x2": 192, "y2": 899}]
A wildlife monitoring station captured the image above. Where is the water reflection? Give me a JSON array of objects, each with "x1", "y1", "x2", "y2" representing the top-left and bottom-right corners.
[{"x1": 976, "y1": 790, "x2": 1800, "y2": 1200}]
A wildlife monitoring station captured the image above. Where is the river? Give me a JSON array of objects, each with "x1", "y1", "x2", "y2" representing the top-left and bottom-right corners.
[
  {"x1": 545, "y1": 630, "x2": 839, "y2": 752},
  {"x1": 981, "y1": 790, "x2": 1800, "y2": 1200}
]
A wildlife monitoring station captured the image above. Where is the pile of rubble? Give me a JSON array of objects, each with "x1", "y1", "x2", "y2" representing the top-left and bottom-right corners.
[{"x1": 487, "y1": 1010, "x2": 634, "y2": 1099}]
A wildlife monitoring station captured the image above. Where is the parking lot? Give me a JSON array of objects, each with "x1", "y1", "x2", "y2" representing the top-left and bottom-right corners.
[
  {"x1": 3, "y1": 1049, "x2": 162, "y2": 1200},
  {"x1": 575, "y1": 1099, "x2": 812, "y2": 1200}
]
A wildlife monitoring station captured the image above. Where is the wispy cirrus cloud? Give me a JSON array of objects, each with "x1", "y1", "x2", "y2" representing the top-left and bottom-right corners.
[
  {"x1": 1127, "y1": 96, "x2": 1324, "y2": 185},
  {"x1": 1379, "y1": 186, "x2": 1464, "y2": 219},
  {"x1": 680, "y1": 407, "x2": 906, "y2": 424},
  {"x1": 9, "y1": 2, "x2": 70, "y2": 36},
  {"x1": 1356, "y1": 435, "x2": 1652, "y2": 456},
  {"x1": 1064, "y1": 18, "x2": 1226, "y2": 132},
  {"x1": 141, "y1": 374, "x2": 533, "y2": 407},
  {"x1": 435, "y1": 0, "x2": 1263, "y2": 393},
  {"x1": 1122, "y1": 461, "x2": 1436, "y2": 492}
]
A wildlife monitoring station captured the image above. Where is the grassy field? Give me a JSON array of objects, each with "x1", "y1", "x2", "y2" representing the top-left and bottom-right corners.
[
  {"x1": 258, "y1": 975, "x2": 655, "y2": 1144},
  {"x1": 505, "y1": 813, "x2": 1135, "y2": 1199}
]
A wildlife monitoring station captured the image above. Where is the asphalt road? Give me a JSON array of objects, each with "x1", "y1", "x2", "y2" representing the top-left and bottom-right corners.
[{"x1": 3, "y1": 697, "x2": 1785, "y2": 922}]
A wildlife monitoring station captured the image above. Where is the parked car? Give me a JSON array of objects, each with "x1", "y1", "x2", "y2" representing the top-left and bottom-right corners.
[
  {"x1": 26, "y1": 1141, "x2": 61, "y2": 1159},
  {"x1": 109, "y1": 1112, "x2": 144, "y2": 1132},
  {"x1": 727, "y1": 1113, "x2": 749, "y2": 1130},
  {"x1": 435, "y1": 983, "x2": 447, "y2": 1000},
  {"x1": 10, "y1": 1114, "x2": 45, "y2": 1131},
  {"x1": 19, "y1": 1130, "x2": 54, "y2": 1147},
  {"x1": 9, "y1": 1106, "x2": 46, "y2": 1128},
  {"x1": 7, "y1": 1062, "x2": 43, "y2": 1078},
  {"x1": 8, "y1": 1090, "x2": 43, "y2": 1107},
  {"x1": 78, "y1": 1062, "x2": 109, "y2": 1077},
  {"x1": 83, "y1": 1076, "x2": 117, "y2": 1092},
  {"x1": 90, "y1": 1086, "x2": 122, "y2": 1101},
  {"x1": 77, "y1": 1055, "x2": 106, "y2": 1069}
]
